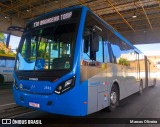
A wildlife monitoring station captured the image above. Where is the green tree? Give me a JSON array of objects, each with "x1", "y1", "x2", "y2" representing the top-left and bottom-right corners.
[
  {"x1": 0, "y1": 33, "x2": 5, "y2": 43},
  {"x1": 119, "y1": 58, "x2": 130, "y2": 66}
]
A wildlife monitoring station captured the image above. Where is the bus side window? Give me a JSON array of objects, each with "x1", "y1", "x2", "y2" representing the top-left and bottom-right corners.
[
  {"x1": 82, "y1": 38, "x2": 90, "y2": 61},
  {"x1": 82, "y1": 34, "x2": 103, "y2": 63},
  {"x1": 82, "y1": 11, "x2": 107, "y2": 65},
  {"x1": 96, "y1": 36, "x2": 103, "y2": 63},
  {"x1": 107, "y1": 43, "x2": 117, "y2": 63},
  {"x1": 104, "y1": 41, "x2": 110, "y2": 63},
  {"x1": 0, "y1": 59, "x2": 5, "y2": 67}
]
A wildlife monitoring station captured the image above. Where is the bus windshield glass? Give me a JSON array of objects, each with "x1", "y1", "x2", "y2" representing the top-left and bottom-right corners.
[{"x1": 16, "y1": 9, "x2": 81, "y2": 71}]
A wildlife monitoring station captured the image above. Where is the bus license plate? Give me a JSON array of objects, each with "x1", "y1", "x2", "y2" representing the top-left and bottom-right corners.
[{"x1": 29, "y1": 102, "x2": 40, "y2": 108}]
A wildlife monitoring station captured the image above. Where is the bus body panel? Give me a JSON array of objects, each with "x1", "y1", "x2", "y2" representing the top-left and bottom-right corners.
[
  {"x1": 0, "y1": 67, "x2": 14, "y2": 82},
  {"x1": 13, "y1": 79, "x2": 87, "y2": 116},
  {"x1": 81, "y1": 63, "x2": 141, "y2": 114},
  {"x1": 14, "y1": 76, "x2": 88, "y2": 116}
]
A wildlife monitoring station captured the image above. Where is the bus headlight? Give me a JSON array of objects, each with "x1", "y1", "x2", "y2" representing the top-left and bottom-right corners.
[
  {"x1": 13, "y1": 80, "x2": 19, "y2": 90},
  {"x1": 54, "y1": 77, "x2": 75, "y2": 94}
]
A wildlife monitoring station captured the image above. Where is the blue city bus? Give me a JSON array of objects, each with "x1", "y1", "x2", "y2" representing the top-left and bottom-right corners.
[{"x1": 13, "y1": 6, "x2": 156, "y2": 116}]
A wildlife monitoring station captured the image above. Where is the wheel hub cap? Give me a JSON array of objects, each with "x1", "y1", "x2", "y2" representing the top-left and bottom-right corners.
[{"x1": 111, "y1": 91, "x2": 117, "y2": 104}]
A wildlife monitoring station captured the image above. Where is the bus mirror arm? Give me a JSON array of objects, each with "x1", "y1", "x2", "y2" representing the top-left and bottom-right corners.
[
  {"x1": 90, "y1": 51, "x2": 96, "y2": 61},
  {"x1": 89, "y1": 32, "x2": 99, "y2": 61},
  {"x1": 7, "y1": 26, "x2": 25, "y2": 32},
  {"x1": 83, "y1": 36, "x2": 89, "y2": 53},
  {"x1": 90, "y1": 32, "x2": 99, "y2": 52}
]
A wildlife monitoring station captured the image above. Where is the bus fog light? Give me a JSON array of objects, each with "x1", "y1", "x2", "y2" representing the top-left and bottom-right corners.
[{"x1": 58, "y1": 86, "x2": 62, "y2": 91}]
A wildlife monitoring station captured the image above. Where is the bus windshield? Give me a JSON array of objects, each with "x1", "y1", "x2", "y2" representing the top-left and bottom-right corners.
[{"x1": 16, "y1": 9, "x2": 81, "y2": 71}]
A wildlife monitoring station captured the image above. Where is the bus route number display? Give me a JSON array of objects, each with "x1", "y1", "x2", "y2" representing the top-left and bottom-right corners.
[{"x1": 33, "y1": 12, "x2": 72, "y2": 27}]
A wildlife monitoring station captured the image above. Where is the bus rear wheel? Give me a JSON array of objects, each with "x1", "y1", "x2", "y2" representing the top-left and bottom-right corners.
[
  {"x1": 107, "y1": 84, "x2": 119, "y2": 112},
  {"x1": 0, "y1": 75, "x2": 4, "y2": 85}
]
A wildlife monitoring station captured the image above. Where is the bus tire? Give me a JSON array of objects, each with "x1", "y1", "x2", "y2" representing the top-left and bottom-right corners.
[
  {"x1": 107, "y1": 84, "x2": 119, "y2": 112},
  {"x1": 139, "y1": 79, "x2": 143, "y2": 95},
  {"x1": 0, "y1": 74, "x2": 4, "y2": 85}
]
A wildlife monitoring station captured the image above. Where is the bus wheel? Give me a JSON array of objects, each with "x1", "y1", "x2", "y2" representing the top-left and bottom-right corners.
[
  {"x1": 139, "y1": 79, "x2": 143, "y2": 95},
  {"x1": 0, "y1": 75, "x2": 4, "y2": 85},
  {"x1": 107, "y1": 84, "x2": 119, "y2": 112}
]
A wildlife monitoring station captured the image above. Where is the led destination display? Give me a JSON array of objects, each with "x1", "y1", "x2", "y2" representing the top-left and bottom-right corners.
[{"x1": 33, "y1": 12, "x2": 72, "y2": 28}]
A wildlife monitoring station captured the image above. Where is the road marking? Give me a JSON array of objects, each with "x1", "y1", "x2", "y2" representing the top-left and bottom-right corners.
[{"x1": 0, "y1": 103, "x2": 16, "y2": 108}]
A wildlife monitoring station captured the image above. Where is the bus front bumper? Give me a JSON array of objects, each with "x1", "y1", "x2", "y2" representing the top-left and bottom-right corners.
[{"x1": 13, "y1": 87, "x2": 86, "y2": 116}]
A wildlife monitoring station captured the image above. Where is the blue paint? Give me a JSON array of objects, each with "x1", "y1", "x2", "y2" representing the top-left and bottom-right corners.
[
  {"x1": 13, "y1": 86, "x2": 81, "y2": 116},
  {"x1": 73, "y1": 6, "x2": 88, "y2": 116},
  {"x1": 13, "y1": 6, "x2": 89, "y2": 116}
]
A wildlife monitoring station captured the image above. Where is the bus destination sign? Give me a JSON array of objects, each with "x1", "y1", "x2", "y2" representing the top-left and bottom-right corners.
[{"x1": 33, "y1": 12, "x2": 72, "y2": 28}]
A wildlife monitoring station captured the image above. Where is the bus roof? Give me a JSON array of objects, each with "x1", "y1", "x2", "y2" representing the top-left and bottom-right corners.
[
  {"x1": 28, "y1": 5, "x2": 142, "y2": 54},
  {"x1": 28, "y1": 5, "x2": 83, "y2": 25}
]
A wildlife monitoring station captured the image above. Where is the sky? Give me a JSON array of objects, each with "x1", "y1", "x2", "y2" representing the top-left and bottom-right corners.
[
  {"x1": 9, "y1": 35, "x2": 20, "y2": 51},
  {"x1": 8, "y1": 35, "x2": 160, "y2": 56},
  {"x1": 134, "y1": 43, "x2": 160, "y2": 56}
]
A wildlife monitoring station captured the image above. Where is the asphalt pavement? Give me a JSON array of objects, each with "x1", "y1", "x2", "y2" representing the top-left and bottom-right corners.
[{"x1": 0, "y1": 84, "x2": 14, "y2": 106}]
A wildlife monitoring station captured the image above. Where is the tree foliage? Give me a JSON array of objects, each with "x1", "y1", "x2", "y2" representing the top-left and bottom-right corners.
[
  {"x1": 119, "y1": 58, "x2": 130, "y2": 66},
  {"x1": 0, "y1": 33, "x2": 5, "y2": 42},
  {"x1": 0, "y1": 43, "x2": 15, "y2": 56},
  {"x1": 0, "y1": 32, "x2": 15, "y2": 56}
]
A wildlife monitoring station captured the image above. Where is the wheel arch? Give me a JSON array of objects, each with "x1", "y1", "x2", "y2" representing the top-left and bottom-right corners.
[
  {"x1": 107, "y1": 80, "x2": 120, "y2": 112},
  {"x1": 109, "y1": 79, "x2": 120, "y2": 101}
]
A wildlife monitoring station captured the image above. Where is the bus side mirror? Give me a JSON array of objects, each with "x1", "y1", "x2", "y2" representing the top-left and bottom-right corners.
[
  {"x1": 89, "y1": 33, "x2": 99, "y2": 61},
  {"x1": 91, "y1": 33, "x2": 99, "y2": 52},
  {"x1": 83, "y1": 28, "x2": 91, "y2": 53}
]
